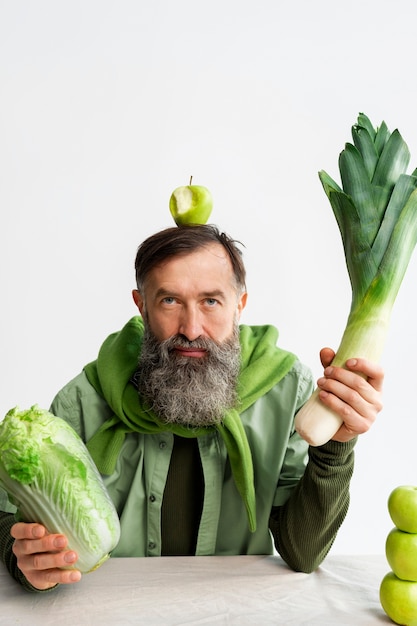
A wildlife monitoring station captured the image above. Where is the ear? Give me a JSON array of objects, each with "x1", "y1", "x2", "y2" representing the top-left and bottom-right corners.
[
  {"x1": 132, "y1": 289, "x2": 145, "y2": 315},
  {"x1": 237, "y1": 291, "x2": 248, "y2": 319}
]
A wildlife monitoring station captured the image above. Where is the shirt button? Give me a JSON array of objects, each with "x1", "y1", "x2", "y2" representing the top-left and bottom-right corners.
[
  {"x1": 159, "y1": 441, "x2": 167, "y2": 449},
  {"x1": 149, "y1": 494, "x2": 156, "y2": 503},
  {"x1": 148, "y1": 541, "x2": 156, "y2": 550}
]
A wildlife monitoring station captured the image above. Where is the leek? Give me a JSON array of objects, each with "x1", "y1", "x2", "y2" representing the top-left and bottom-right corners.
[{"x1": 295, "y1": 113, "x2": 417, "y2": 446}]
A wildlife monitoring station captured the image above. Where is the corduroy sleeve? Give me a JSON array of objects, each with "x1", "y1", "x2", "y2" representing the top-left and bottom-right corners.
[
  {"x1": 0, "y1": 512, "x2": 56, "y2": 592},
  {"x1": 269, "y1": 438, "x2": 356, "y2": 573}
]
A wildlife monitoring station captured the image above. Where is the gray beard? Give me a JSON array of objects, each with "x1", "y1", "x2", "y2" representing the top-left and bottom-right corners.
[{"x1": 136, "y1": 325, "x2": 241, "y2": 427}]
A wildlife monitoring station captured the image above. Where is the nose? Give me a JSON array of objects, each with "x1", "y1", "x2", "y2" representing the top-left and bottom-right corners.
[{"x1": 178, "y1": 307, "x2": 204, "y2": 341}]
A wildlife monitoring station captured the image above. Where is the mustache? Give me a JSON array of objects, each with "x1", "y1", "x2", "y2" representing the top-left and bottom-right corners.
[{"x1": 163, "y1": 334, "x2": 220, "y2": 352}]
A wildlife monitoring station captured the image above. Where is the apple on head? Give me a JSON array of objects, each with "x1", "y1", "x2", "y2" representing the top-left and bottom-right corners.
[{"x1": 169, "y1": 177, "x2": 213, "y2": 226}]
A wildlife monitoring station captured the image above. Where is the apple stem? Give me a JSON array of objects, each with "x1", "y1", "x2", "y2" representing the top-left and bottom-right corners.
[{"x1": 189, "y1": 175, "x2": 193, "y2": 185}]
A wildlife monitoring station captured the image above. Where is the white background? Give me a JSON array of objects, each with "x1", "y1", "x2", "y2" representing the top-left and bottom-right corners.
[{"x1": 1, "y1": 0, "x2": 417, "y2": 556}]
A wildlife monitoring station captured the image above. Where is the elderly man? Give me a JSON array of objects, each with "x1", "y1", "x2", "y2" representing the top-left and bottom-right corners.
[{"x1": 0, "y1": 224, "x2": 383, "y2": 591}]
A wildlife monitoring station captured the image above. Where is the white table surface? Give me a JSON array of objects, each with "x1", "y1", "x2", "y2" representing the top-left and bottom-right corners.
[{"x1": 0, "y1": 554, "x2": 392, "y2": 625}]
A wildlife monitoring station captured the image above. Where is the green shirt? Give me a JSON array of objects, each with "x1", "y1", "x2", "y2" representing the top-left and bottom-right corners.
[{"x1": 48, "y1": 360, "x2": 312, "y2": 557}]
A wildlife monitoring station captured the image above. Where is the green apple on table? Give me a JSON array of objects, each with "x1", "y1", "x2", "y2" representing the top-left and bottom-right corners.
[
  {"x1": 388, "y1": 485, "x2": 417, "y2": 533},
  {"x1": 169, "y1": 178, "x2": 213, "y2": 226},
  {"x1": 380, "y1": 572, "x2": 417, "y2": 626}
]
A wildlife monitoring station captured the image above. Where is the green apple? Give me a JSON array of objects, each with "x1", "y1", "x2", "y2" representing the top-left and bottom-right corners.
[
  {"x1": 386, "y1": 528, "x2": 417, "y2": 581},
  {"x1": 380, "y1": 572, "x2": 417, "y2": 625},
  {"x1": 169, "y1": 181, "x2": 213, "y2": 226},
  {"x1": 388, "y1": 485, "x2": 417, "y2": 533}
]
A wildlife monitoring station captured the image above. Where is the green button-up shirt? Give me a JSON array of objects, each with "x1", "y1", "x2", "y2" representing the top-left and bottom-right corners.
[{"x1": 46, "y1": 360, "x2": 313, "y2": 558}]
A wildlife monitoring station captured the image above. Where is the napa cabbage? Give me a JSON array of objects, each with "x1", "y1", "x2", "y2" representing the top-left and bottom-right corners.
[{"x1": 0, "y1": 405, "x2": 121, "y2": 573}]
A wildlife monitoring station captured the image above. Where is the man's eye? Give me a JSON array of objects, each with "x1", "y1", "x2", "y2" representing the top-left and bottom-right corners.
[
  {"x1": 162, "y1": 297, "x2": 175, "y2": 305},
  {"x1": 206, "y1": 298, "x2": 218, "y2": 306}
]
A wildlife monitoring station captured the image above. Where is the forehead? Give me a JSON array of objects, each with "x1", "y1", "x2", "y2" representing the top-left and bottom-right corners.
[{"x1": 146, "y1": 243, "x2": 236, "y2": 288}]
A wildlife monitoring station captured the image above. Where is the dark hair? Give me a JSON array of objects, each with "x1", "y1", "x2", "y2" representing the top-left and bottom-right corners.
[{"x1": 135, "y1": 224, "x2": 246, "y2": 293}]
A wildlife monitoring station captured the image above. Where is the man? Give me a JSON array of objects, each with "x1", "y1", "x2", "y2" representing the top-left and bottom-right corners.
[{"x1": 0, "y1": 224, "x2": 383, "y2": 591}]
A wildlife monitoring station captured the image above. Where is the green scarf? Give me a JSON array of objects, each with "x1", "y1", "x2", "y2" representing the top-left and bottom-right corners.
[{"x1": 84, "y1": 317, "x2": 297, "y2": 532}]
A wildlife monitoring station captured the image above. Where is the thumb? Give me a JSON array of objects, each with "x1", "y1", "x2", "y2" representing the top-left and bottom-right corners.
[{"x1": 320, "y1": 347, "x2": 335, "y2": 369}]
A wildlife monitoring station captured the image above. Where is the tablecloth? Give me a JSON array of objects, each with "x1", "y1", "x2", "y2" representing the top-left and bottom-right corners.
[{"x1": 0, "y1": 554, "x2": 392, "y2": 625}]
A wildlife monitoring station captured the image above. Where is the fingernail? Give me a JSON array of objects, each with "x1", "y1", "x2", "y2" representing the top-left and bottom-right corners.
[
  {"x1": 69, "y1": 570, "x2": 81, "y2": 582},
  {"x1": 346, "y1": 358, "x2": 357, "y2": 367},
  {"x1": 64, "y1": 551, "x2": 77, "y2": 563},
  {"x1": 33, "y1": 526, "x2": 45, "y2": 538},
  {"x1": 324, "y1": 366, "x2": 333, "y2": 376},
  {"x1": 54, "y1": 536, "x2": 67, "y2": 549}
]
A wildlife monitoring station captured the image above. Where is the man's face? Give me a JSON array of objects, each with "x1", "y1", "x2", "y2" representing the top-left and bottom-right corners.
[
  {"x1": 132, "y1": 243, "x2": 247, "y2": 426},
  {"x1": 132, "y1": 242, "x2": 247, "y2": 347}
]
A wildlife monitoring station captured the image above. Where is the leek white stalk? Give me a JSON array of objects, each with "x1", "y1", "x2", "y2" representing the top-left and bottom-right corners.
[{"x1": 295, "y1": 114, "x2": 417, "y2": 446}]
